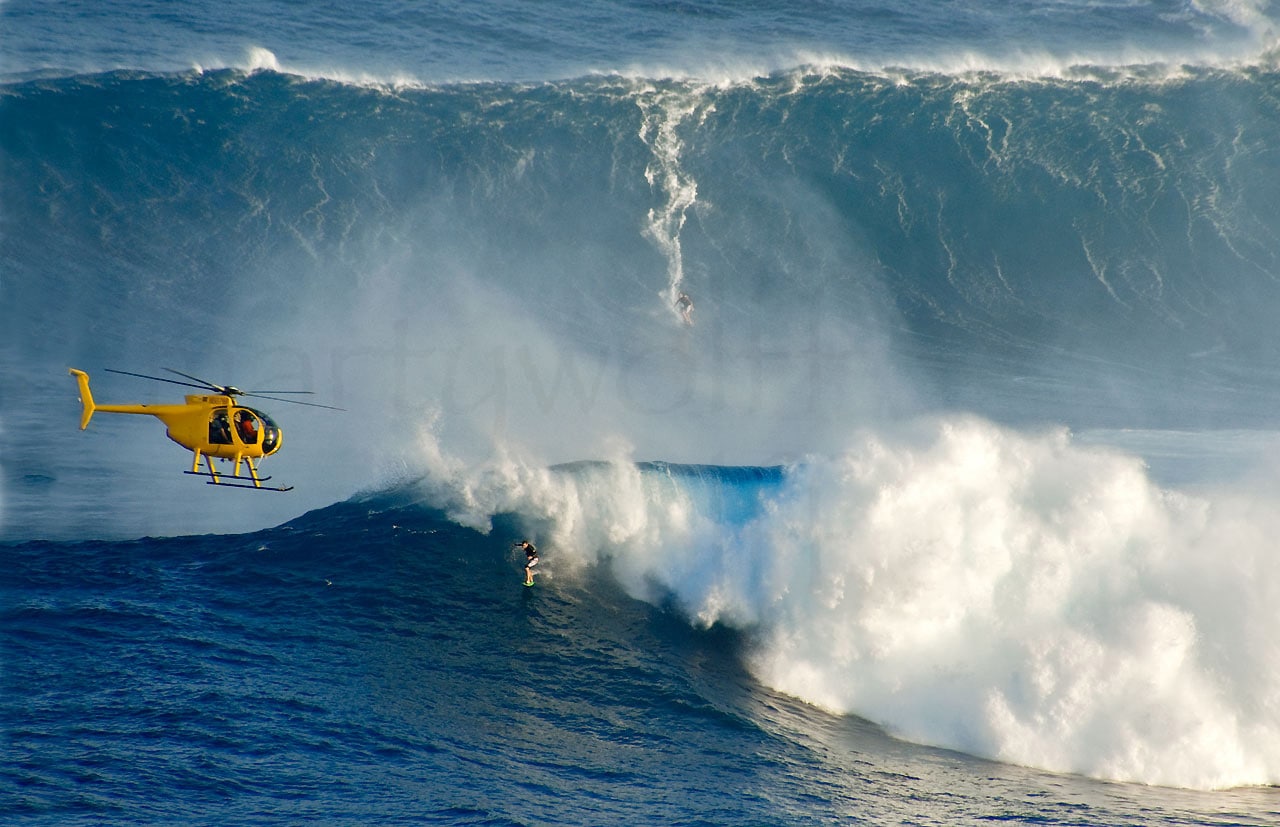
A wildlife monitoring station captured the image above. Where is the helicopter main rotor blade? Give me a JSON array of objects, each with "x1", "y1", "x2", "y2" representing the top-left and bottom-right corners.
[
  {"x1": 242, "y1": 393, "x2": 346, "y2": 411},
  {"x1": 241, "y1": 389, "x2": 315, "y2": 396},
  {"x1": 104, "y1": 368, "x2": 213, "y2": 392},
  {"x1": 105, "y1": 367, "x2": 343, "y2": 410},
  {"x1": 162, "y1": 368, "x2": 236, "y2": 395}
]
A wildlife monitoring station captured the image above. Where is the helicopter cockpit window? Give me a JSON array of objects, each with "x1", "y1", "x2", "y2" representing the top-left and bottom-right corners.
[
  {"x1": 250, "y1": 408, "x2": 282, "y2": 454},
  {"x1": 233, "y1": 409, "x2": 260, "y2": 445},
  {"x1": 209, "y1": 410, "x2": 233, "y2": 444}
]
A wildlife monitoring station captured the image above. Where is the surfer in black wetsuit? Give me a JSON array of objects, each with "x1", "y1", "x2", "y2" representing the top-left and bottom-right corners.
[
  {"x1": 518, "y1": 541, "x2": 539, "y2": 586},
  {"x1": 675, "y1": 292, "x2": 694, "y2": 325}
]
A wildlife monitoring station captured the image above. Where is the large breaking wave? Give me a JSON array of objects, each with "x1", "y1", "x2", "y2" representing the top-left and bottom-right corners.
[
  {"x1": 7, "y1": 53, "x2": 1280, "y2": 786},
  {"x1": 407, "y1": 423, "x2": 1280, "y2": 791},
  {"x1": 10, "y1": 56, "x2": 1280, "y2": 436}
]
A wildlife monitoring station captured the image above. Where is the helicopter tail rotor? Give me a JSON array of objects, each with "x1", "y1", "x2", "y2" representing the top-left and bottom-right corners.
[{"x1": 68, "y1": 368, "x2": 97, "y2": 430}]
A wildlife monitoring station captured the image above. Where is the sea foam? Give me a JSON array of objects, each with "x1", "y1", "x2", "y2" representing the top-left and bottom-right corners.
[{"x1": 411, "y1": 416, "x2": 1280, "y2": 790}]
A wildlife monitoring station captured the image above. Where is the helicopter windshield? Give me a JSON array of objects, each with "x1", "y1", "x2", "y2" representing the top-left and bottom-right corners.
[{"x1": 246, "y1": 408, "x2": 282, "y2": 455}]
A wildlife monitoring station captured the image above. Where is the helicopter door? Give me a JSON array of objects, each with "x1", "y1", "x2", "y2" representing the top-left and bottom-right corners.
[
  {"x1": 209, "y1": 410, "x2": 233, "y2": 445},
  {"x1": 233, "y1": 409, "x2": 261, "y2": 445}
]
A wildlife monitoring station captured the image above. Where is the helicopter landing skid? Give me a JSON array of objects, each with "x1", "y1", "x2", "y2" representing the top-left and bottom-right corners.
[
  {"x1": 205, "y1": 480, "x2": 294, "y2": 492},
  {"x1": 183, "y1": 470, "x2": 294, "y2": 492}
]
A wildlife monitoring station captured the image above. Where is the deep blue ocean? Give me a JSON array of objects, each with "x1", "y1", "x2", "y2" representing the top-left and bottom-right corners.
[{"x1": 6, "y1": 1, "x2": 1280, "y2": 823}]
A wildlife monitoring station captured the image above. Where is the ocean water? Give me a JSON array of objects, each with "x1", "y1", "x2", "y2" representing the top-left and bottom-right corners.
[{"x1": 5, "y1": 0, "x2": 1280, "y2": 822}]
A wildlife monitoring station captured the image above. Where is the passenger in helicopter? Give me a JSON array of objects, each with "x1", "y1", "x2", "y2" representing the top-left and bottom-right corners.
[
  {"x1": 234, "y1": 410, "x2": 258, "y2": 444},
  {"x1": 209, "y1": 410, "x2": 233, "y2": 444}
]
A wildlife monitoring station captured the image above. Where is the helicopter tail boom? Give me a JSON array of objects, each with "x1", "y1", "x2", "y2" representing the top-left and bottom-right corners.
[{"x1": 69, "y1": 368, "x2": 97, "y2": 430}]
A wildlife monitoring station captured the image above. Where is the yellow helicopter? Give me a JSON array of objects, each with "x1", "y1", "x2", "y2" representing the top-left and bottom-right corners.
[{"x1": 68, "y1": 367, "x2": 341, "y2": 491}]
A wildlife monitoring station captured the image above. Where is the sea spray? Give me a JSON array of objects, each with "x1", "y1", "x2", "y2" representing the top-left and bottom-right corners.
[
  {"x1": 636, "y1": 82, "x2": 714, "y2": 312},
  {"x1": 743, "y1": 418, "x2": 1280, "y2": 789},
  {"x1": 412, "y1": 416, "x2": 1280, "y2": 789}
]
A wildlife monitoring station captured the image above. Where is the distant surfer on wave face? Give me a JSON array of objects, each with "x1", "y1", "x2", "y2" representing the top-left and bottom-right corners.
[
  {"x1": 675, "y1": 292, "x2": 693, "y2": 325},
  {"x1": 518, "y1": 541, "x2": 539, "y2": 586}
]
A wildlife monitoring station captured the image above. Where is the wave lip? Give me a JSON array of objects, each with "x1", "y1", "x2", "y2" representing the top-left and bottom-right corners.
[
  {"x1": 183, "y1": 37, "x2": 1280, "y2": 89},
  {"x1": 8, "y1": 0, "x2": 1280, "y2": 86}
]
